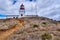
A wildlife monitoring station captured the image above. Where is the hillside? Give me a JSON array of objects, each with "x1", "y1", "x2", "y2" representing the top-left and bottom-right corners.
[{"x1": 0, "y1": 16, "x2": 60, "y2": 40}]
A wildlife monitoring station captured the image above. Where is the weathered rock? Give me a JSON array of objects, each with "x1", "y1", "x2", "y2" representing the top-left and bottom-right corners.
[
  {"x1": 0, "y1": 17, "x2": 60, "y2": 40},
  {"x1": 0, "y1": 19, "x2": 18, "y2": 30}
]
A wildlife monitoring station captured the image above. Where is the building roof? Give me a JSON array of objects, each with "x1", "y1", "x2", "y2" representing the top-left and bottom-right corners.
[{"x1": 20, "y1": 4, "x2": 25, "y2": 10}]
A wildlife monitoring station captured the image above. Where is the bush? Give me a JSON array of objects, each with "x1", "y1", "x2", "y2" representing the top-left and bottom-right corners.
[
  {"x1": 42, "y1": 22, "x2": 47, "y2": 27},
  {"x1": 57, "y1": 29, "x2": 60, "y2": 31},
  {"x1": 41, "y1": 33, "x2": 52, "y2": 40},
  {"x1": 42, "y1": 22, "x2": 47, "y2": 25},
  {"x1": 33, "y1": 24, "x2": 39, "y2": 28}
]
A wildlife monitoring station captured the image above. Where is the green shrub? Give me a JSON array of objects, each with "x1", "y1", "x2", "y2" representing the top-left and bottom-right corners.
[
  {"x1": 41, "y1": 33, "x2": 52, "y2": 40},
  {"x1": 57, "y1": 29, "x2": 60, "y2": 31},
  {"x1": 42, "y1": 22, "x2": 47, "y2": 27},
  {"x1": 42, "y1": 22, "x2": 47, "y2": 25},
  {"x1": 33, "y1": 24, "x2": 39, "y2": 28}
]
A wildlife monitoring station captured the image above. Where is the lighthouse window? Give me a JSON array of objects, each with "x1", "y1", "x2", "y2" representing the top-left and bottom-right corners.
[{"x1": 21, "y1": 14, "x2": 23, "y2": 16}]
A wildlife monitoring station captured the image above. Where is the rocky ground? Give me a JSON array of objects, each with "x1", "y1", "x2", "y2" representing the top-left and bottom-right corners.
[{"x1": 0, "y1": 16, "x2": 60, "y2": 40}]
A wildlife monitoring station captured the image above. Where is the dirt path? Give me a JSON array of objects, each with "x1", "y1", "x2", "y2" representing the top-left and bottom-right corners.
[{"x1": 0, "y1": 20, "x2": 24, "y2": 40}]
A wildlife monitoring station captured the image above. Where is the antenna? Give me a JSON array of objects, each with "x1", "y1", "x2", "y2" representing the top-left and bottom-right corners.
[
  {"x1": 31, "y1": 1, "x2": 37, "y2": 16},
  {"x1": 34, "y1": 0, "x2": 37, "y2": 16}
]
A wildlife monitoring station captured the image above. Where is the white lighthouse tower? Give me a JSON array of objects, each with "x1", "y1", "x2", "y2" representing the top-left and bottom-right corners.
[{"x1": 19, "y1": 4, "x2": 25, "y2": 17}]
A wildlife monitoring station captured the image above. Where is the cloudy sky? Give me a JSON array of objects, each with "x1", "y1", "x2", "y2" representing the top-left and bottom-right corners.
[{"x1": 0, "y1": 0, "x2": 60, "y2": 20}]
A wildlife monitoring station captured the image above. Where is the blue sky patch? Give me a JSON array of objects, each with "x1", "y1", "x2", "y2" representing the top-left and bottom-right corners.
[{"x1": 0, "y1": 14, "x2": 6, "y2": 17}]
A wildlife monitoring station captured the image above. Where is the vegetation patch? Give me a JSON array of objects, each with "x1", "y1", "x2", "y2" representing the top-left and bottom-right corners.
[
  {"x1": 33, "y1": 24, "x2": 39, "y2": 28},
  {"x1": 42, "y1": 22, "x2": 47, "y2": 25},
  {"x1": 42, "y1": 22, "x2": 47, "y2": 27},
  {"x1": 41, "y1": 33, "x2": 52, "y2": 40},
  {"x1": 57, "y1": 29, "x2": 60, "y2": 31}
]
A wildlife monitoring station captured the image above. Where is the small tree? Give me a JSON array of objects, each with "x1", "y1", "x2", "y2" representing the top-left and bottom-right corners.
[
  {"x1": 33, "y1": 24, "x2": 39, "y2": 28},
  {"x1": 42, "y1": 22, "x2": 47, "y2": 27},
  {"x1": 41, "y1": 33, "x2": 52, "y2": 40},
  {"x1": 42, "y1": 22, "x2": 47, "y2": 25},
  {"x1": 57, "y1": 29, "x2": 60, "y2": 31}
]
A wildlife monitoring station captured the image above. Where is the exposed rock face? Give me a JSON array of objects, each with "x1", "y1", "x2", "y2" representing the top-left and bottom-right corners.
[
  {"x1": 0, "y1": 17, "x2": 60, "y2": 40},
  {"x1": 0, "y1": 19, "x2": 18, "y2": 30}
]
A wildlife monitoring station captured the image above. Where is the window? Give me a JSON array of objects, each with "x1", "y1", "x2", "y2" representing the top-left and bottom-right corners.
[{"x1": 21, "y1": 14, "x2": 23, "y2": 16}]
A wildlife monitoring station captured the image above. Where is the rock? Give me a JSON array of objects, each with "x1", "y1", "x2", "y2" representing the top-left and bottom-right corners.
[
  {"x1": 0, "y1": 17, "x2": 60, "y2": 40},
  {"x1": 0, "y1": 19, "x2": 18, "y2": 30}
]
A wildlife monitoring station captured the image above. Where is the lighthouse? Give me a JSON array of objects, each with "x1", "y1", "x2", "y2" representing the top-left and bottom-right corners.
[
  {"x1": 19, "y1": 3, "x2": 38, "y2": 18},
  {"x1": 19, "y1": 4, "x2": 25, "y2": 17}
]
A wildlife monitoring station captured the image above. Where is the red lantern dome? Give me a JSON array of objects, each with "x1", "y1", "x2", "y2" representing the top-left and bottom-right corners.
[{"x1": 20, "y1": 4, "x2": 25, "y2": 10}]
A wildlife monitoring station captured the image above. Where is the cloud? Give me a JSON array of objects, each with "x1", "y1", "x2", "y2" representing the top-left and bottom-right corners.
[
  {"x1": 37, "y1": 0, "x2": 60, "y2": 20},
  {"x1": 0, "y1": 0, "x2": 60, "y2": 21}
]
